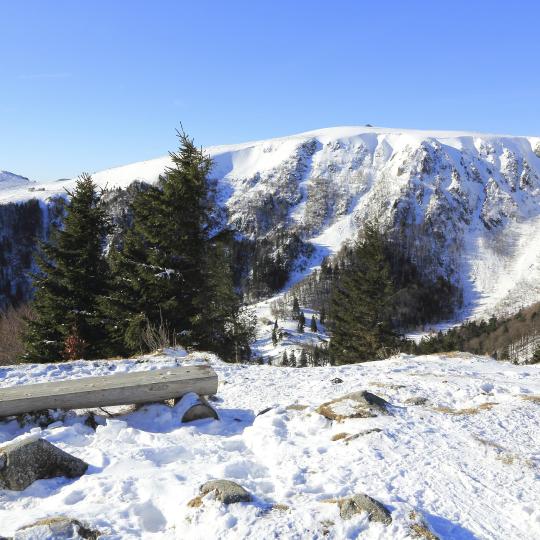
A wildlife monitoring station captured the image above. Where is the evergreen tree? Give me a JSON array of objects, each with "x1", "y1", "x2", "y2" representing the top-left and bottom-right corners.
[
  {"x1": 313, "y1": 345, "x2": 321, "y2": 366},
  {"x1": 192, "y1": 236, "x2": 255, "y2": 360},
  {"x1": 292, "y1": 296, "x2": 300, "y2": 320},
  {"x1": 297, "y1": 311, "x2": 305, "y2": 333},
  {"x1": 289, "y1": 349, "x2": 297, "y2": 367},
  {"x1": 281, "y1": 350, "x2": 289, "y2": 366},
  {"x1": 23, "y1": 174, "x2": 111, "y2": 362},
  {"x1": 329, "y1": 224, "x2": 399, "y2": 365},
  {"x1": 320, "y1": 306, "x2": 326, "y2": 325},
  {"x1": 108, "y1": 130, "x2": 255, "y2": 358},
  {"x1": 310, "y1": 315, "x2": 318, "y2": 332},
  {"x1": 271, "y1": 326, "x2": 278, "y2": 347},
  {"x1": 299, "y1": 348, "x2": 307, "y2": 367}
]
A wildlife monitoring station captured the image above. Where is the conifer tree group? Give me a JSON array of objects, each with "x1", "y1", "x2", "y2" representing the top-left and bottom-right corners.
[{"x1": 23, "y1": 131, "x2": 255, "y2": 363}]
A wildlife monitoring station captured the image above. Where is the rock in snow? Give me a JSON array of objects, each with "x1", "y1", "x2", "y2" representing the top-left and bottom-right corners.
[
  {"x1": 198, "y1": 479, "x2": 252, "y2": 505},
  {"x1": 0, "y1": 437, "x2": 88, "y2": 491},
  {"x1": 12, "y1": 517, "x2": 99, "y2": 540},
  {"x1": 337, "y1": 493, "x2": 392, "y2": 524}
]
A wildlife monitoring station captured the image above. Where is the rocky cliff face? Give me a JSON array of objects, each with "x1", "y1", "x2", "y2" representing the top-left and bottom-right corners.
[{"x1": 2, "y1": 126, "x2": 540, "y2": 319}]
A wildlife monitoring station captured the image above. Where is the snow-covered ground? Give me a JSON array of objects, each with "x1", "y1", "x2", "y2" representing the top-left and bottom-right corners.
[{"x1": 0, "y1": 350, "x2": 538, "y2": 539}]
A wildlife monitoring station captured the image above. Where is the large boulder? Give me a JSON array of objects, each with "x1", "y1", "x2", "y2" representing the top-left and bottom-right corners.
[
  {"x1": 337, "y1": 493, "x2": 392, "y2": 524},
  {"x1": 316, "y1": 391, "x2": 390, "y2": 421},
  {"x1": 0, "y1": 437, "x2": 88, "y2": 491},
  {"x1": 13, "y1": 517, "x2": 100, "y2": 540},
  {"x1": 194, "y1": 479, "x2": 252, "y2": 505}
]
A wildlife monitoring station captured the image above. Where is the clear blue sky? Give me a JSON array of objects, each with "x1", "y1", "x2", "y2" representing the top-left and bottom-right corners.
[{"x1": 1, "y1": 0, "x2": 539, "y2": 181}]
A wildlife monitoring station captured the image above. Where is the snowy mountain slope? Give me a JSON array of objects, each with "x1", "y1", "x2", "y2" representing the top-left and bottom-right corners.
[
  {"x1": 2, "y1": 126, "x2": 540, "y2": 319},
  {"x1": 0, "y1": 350, "x2": 538, "y2": 539},
  {"x1": 0, "y1": 171, "x2": 33, "y2": 190}
]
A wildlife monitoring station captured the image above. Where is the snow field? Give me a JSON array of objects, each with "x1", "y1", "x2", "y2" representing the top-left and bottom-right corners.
[{"x1": 0, "y1": 351, "x2": 538, "y2": 539}]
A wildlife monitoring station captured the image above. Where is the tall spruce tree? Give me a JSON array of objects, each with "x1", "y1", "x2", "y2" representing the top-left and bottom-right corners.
[
  {"x1": 328, "y1": 224, "x2": 399, "y2": 364},
  {"x1": 108, "y1": 130, "x2": 255, "y2": 358},
  {"x1": 23, "y1": 174, "x2": 111, "y2": 362}
]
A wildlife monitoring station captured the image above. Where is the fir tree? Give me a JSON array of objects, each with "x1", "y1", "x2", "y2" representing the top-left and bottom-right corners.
[
  {"x1": 271, "y1": 327, "x2": 278, "y2": 347},
  {"x1": 310, "y1": 315, "x2": 318, "y2": 332},
  {"x1": 281, "y1": 350, "x2": 289, "y2": 366},
  {"x1": 297, "y1": 311, "x2": 305, "y2": 333},
  {"x1": 23, "y1": 174, "x2": 111, "y2": 362},
  {"x1": 289, "y1": 349, "x2": 297, "y2": 367},
  {"x1": 320, "y1": 306, "x2": 326, "y2": 325},
  {"x1": 328, "y1": 224, "x2": 399, "y2": 365},
  {"x1": 313, "y1": 345, "x2": 321, "y2": 366},
  {"x1": 108, "y1": 130, "x2": 255, "y2": 359},
  {"x1": 299, "y1": 348, "x2": 307, "y2": 367},
  {"x1": 292, "y1": 296, "x2": 300, "y2": 320}
]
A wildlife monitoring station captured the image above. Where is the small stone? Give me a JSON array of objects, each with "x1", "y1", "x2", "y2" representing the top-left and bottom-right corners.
[
  {"x1": 256, "y1": 407, "x2": 273, "y2": 417},
  {"x1": 405, "y1": 397, "x2": 428, "y2": 406},
  {"x1": 338, "y1": 493, "x2": 392, "y2": 524},
  {"x1": 331, "y1": 378, "x2": 344, "y2": 384},
  {"x1": 0, "y1": 437, "x2": 88, "y2": 491},
  {"x1": 199, "y1": 479, "x2": 252, "y2": 505},
  {"x1": 13, "y1": 517, "x2": 99, "y2": 540}
]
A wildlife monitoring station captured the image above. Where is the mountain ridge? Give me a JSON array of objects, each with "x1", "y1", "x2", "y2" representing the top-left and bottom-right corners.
[{"x1": 2, "y1": 125, "x2": 540, "y2": 321}]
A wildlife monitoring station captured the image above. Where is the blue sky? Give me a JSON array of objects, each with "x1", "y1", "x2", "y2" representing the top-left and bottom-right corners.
[{"x1": 1, "y1": 0, "x2": 539, "y2": 181}]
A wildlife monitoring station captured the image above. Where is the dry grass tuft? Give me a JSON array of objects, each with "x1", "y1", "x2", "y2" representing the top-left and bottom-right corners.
[
  {"x1": 521, "y1": 395, "x2": 540, "y2": 404},
  {"x1": 286, "y1": 404, "x2": 308, "y2": 411},
  {"x1": 187, "y1": 496, "x2": 204, "y2": 508},
  {"x1": 432, "y1": 402, "x2": 497, "y2": 415},
  {"x1": 331, "y1": 432, "x2": 350, "y2": 441},
  {"x1": 408, "y1": 511, "x2": 439, "y2": 540}
]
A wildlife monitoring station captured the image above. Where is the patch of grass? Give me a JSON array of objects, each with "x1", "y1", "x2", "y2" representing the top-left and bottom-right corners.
[
  {"x1": 432, "y1": 402, "x2": 497, "y2": 415},
  {"x1": 521, "y1": 395, "x2": 540, "y2": 404},
  {"x1": 408, "y1": 511, "x2": 439, "y2": 540},
  {"x1": 331, "y1": 432, "x2": 350, "y2": 441},
  {"x1": 271, "y1": 503, "x2": 290, "y2": 512},
  {"x1": 286, "y1": 404, "x2": 308, "y2": 411},
  {"x1": 187, "y1": 495, "x2": 203, "y2": 508}
]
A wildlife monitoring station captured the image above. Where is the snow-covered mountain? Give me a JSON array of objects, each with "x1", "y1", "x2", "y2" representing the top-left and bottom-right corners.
[
  {"x1": 0, "y1": 170, "x2": 33, "y2": 190},
  {"x1": 2, "y1": 126, "x2": 540, "y2": 319}
]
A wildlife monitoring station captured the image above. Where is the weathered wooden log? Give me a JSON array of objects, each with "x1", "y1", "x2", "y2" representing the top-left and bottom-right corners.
[{"x1": 0, "y1": 365, "x2": 218, "y2": 417}]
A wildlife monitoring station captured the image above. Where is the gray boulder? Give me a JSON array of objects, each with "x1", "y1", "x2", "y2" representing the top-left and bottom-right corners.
[
  {"x1": 13, "y1": 517, "x2": 99, "y2": 539},
  {"x1": 199, "y1": 479, "x2": 252, "y2": 505},
  {"x1": 0, "y1": 437, "x2": 88, "y2": 491},
  {"x1": 338, "y1": 493, "x2": 392, "y2": 524}
]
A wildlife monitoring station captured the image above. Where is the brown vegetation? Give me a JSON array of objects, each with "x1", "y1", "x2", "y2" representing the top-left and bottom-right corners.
[
  {"x1": 432, "y1": 402, "x2": 497, "y2": 415},
  {"x1": 0, "y1": 304, "x2": 34, "y2": 365}
]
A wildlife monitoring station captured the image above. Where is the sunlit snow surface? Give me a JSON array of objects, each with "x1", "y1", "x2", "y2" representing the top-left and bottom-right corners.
[{"x1": 0, "y1": 349, "x2": 538, "y2": 539}]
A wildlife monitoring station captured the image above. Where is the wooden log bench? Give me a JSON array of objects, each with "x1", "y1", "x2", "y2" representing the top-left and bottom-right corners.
[{"x1": 0, "y1": 365, "x2": 219, "y2": 422}]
